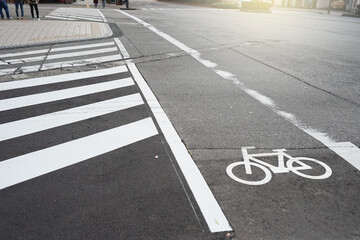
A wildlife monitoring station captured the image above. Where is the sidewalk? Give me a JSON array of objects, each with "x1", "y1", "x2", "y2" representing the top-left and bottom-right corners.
[
  {"x1": 0, "y1": 4, "x2": 113, "y2": 49},
  {"x1": 271, "y1": 6, "x2": 347, "y2": 16}
]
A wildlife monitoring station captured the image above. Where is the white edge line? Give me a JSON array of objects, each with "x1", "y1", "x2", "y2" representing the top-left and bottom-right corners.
[
  {"x1": 114, "y1": 35, "x2": 232, "y2": 232},
  {"x1": 114, "y1": 38, "x2": 130, "y2": 59}
]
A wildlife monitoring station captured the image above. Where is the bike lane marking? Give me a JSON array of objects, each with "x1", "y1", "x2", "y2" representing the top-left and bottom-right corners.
[
  {"x1": 114, "y1": 37, "x2": 233, "y2": 233},
  {"x1": 115, "y1": 9, "x2": 360, "y2": 172}
]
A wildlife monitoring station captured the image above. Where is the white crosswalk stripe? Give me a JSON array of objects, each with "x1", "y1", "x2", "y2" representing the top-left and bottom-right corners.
[
  {"x1": 46, "y1": 8, "x2": 107, "y2": 22},
  {"x1": 0, "y1": 66, "x2": 158, "y2": 190},
  {"x1": 0, "y1": 40, "x2": 123, "y2": 76},
  {"x1": 0, "y1": 77, "x2": 135, "y2": 111}
]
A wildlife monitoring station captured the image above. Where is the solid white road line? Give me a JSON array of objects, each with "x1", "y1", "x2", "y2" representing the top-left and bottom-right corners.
[
  {"x1": 114, "y1": 33, "x2": 232, "y2": 233},
  {"x1": 51, "y1": 42, "x2": 114, "y2": 53},
  {"x1": 97, "y1": 9, "x2": 108, "y2": 23},
  {"x1": 41, "y1": 54, "x2": 123, "y2": 71},
  {"x1": 0, "y1": 93, "x2": 144, "y2": 142},
  {"x1": 114, "y1": 38, "x2": 130, "y2": 59},
  {"x1": 0, "y1": 117, "x2": 158, "y2": 190},
  {"x1": 0, "y1": 77, "x2": 134, "y2": 111},
  {"x1": 116, "y1": 10, "x2": 360, "y2": 173},
  {"x1": 0, "y1": 66, "x2": 128, "y2": 91},
  {"x1": 46, "y1": 47, "x2": 118, "y2": 60}
]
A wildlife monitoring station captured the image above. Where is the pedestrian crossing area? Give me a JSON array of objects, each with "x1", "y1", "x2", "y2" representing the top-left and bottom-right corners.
[
  {"x1": 0, "y1": 65, "x2": 158, "y2": 190},
  {"x1": 0, "y1": 39, "x2": 123, "y2": 76},
  {"x1": 46, "y1": 8, "x2": 107, "y2": 22}
]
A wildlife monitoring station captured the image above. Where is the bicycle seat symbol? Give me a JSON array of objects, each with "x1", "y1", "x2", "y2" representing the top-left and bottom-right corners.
[{"x1": 226, "y1": 146, "x2": 332, "y2": 185}]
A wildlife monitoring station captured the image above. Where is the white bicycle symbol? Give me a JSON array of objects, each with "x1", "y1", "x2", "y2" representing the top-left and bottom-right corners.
[{"x1": 226, "y1": 146, "x2": 332, "y2": 185}]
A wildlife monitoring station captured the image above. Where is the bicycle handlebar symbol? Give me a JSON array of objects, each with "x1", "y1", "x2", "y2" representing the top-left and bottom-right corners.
[{"x1": 226, "y1": 146, "x2": 332, "y2": 186}]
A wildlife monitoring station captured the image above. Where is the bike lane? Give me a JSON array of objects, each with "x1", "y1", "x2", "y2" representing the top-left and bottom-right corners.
[{"x1": 110, "y1": 9, "x2": 360, "y2": 239}]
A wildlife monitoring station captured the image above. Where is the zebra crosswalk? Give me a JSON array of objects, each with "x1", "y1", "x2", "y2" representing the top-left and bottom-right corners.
[
  {"x1": 46, "y1": 8, "x2": 107, "y2": 22},
  {"x1": 0, "y1": 66, "x2": 158, "y2": 190},
  {"x1": 0, "y1": 40, "x2": 123, "y2": 76}
]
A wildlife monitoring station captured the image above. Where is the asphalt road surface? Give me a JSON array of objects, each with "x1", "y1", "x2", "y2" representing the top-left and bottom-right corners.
[{"x1": 1, "y1": 1, "x2": 360, "y2": 239}]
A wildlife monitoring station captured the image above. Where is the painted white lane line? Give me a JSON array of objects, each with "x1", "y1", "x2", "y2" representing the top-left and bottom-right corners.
[
  {"x1": 114, "y1": 38, "x2": 130, "y2": 59},
  {"x1": 0, "y1": 93, "x2": 143, "y2": 142},
  {"x1": 41, "y1": 54, "x2": 123, "y2": 71},
  {"x1": 0, "y1": 77, "x2": 134, "y2": 112},
  {"x1": 51, "y1": 42, "x2": 114, "y2": 53},
  {"x1": 0, "y1": 117, "x2": 158, "y2": 190},
  {"x1": 46, "y1": 47, "x2": 118, "y2": 60},
  {"x1": 0, "y1": 66, "x2": 127, "y2": 91},
  {"x1": 97, "y1": 9, "x2": 108, "y2": 23},
  {"x1": 116, "y1": 10, "x2": 360, "y2": 172},
  {"x1": 0, "y1": 49, "x2": 49, "y2": 59},
  {"x1": 114, "y1": 35, "x2": 232, "y2": 233}
]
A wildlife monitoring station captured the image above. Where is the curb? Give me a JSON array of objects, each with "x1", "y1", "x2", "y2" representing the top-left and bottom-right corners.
[
  {"x1": 0, "y1": 22, "x2": 113, "y2": 50},
  {"x1": 342, "y1": 13, "x2": 360, "y2": 18}
]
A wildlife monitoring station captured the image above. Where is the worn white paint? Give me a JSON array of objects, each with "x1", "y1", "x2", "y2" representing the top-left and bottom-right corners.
[
  {"x1": 0, "y1": 65, "x2": 41, "y2": 76},
  {"x1": 0, "y1": 93, "x2": 143, "y2": 142},
  {"x1": 45, "y1": 16, "x2": 77, "y2": 21},
  {"x1": 2, "y1": 56, "x2": 45, "y2": 65},
  {"x1": 115, "y1": 10, "x2": 360, "y2": 172},
  {"x1": 46, "y1": 47, "x2": 118, "y2": 60},
  {"x1": 0, "y1": 49, "x2": 49, "y2": 58},
  {"x1": 0, "y1": 66, "x2": 127, "y2": 91},
  {"x1": 51, "y1": 42, "x2": 114, "y2": 53},
  {"x1": 0, "y1": 117, "x2": 158, "y2": 190},
  {"x1": 0, "y1": 77, "x2": 134, "y2": 111},
  {"x1": 40, "y1": 54, "x2": 123, "y2": 71}
]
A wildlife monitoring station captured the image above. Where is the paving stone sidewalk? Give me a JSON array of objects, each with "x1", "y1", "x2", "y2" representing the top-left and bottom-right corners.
[{"x1": 0, "y1": 20, "x2": 113, "y2": 49}]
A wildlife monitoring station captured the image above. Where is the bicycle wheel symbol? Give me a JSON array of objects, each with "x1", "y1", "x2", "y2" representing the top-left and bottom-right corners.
[
  {"x1": 226, "y1": 162, "x2": 272, "y2": 186},
  {"x1": 287, "y1": 157, "x2": 332, "y2": 180}
]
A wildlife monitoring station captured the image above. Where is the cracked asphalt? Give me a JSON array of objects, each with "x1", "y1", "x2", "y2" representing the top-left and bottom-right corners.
[
  {"x1": 0, "y1": 1, "x2": 359, "y2": 239},
  {"x1": 107, "y1": 2, "x2": 360, "y2": 239}
]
